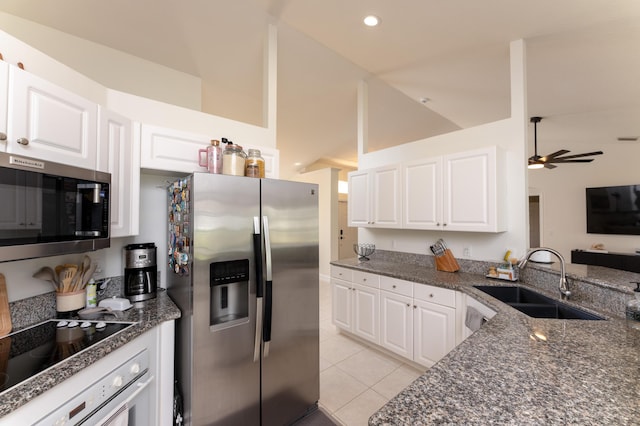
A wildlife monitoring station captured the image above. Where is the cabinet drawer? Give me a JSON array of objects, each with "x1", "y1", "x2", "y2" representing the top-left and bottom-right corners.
[
  {"x1": 353, "y1": 271, "x2": 380, "y2": 288},
  {"x1": 379, "y1": 276, "x2": 413, "y2": 297},
  {"x1": 331, "y1": 266, "x2": 353, "y2": 281},
  {"x1": 414, "y1": 283, "x2": 455, "y2": 308}
]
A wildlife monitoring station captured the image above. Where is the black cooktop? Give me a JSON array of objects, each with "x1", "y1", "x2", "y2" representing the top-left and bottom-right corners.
[{"x1": 0, "y1": 320, "x2": 134, "y2": 394}]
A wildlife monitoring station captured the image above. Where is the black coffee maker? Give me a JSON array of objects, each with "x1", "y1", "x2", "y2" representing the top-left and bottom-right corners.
[{"x1": 124, "y1": 243, "x2": 157, "y2": 302}]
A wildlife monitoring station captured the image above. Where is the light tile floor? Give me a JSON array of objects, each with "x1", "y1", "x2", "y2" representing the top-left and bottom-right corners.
[{"x1": 319, "y1": 279, "x2": 425, "y2": 426}]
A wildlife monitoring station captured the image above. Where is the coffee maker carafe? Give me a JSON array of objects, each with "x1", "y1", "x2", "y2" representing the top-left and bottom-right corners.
[{"x1": 124, "y1": 243, "x2": 157, "y2": 302}]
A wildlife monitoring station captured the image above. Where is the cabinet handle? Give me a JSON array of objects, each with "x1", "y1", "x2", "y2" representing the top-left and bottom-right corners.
[
  {"x1": 0, "y1": 132, "x2": 6, "y2": 141},
  {"x1": 17, "y1": 137, "x2": 29, "y2": 145},
  {"x1": 363, "y1": 278, "x2": 367, "y2": 282},
  {"x1": 436, "y1": 222, "x2": 440, "y2": 226},
  {"x1": 413, "y1": 305, "x2": 417, "y2": 309},
  {"x1": 429, "y1": 294, "x2": 434, "y2": 298},
  {"x1": 392, "y1": 285, "x2": 396, "y2": 288},
  {"x1": 443, "y1": 223, "x2": 447, "y2": 227},
  {"x1": 406, "y1": 303, "x2": 410, "y2": 307}
]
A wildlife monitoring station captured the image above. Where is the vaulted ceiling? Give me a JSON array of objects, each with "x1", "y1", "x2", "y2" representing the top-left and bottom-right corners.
[{"x1": 1, "y1": 0, "x2": 639, "y2": 178}]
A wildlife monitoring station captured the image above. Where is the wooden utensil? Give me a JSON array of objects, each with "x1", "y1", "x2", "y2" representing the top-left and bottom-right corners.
[
  {"x1": 60, "y1": 266, "x2": 78, "y2": 293},
  {"x1": 0, "y1": 274, "x2": 12, "y2": 337}
]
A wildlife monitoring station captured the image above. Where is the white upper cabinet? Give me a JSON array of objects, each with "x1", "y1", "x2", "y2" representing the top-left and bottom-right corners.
[
  {"x1": 140, "y1": 124, "x2": 279, "y2": 178},
  {"x1": 401, "y1": 146, "x2": 506, "y2": 232},
  {"x1": 98, "y1": 107, "x2": 139, "y2": 237},
  {"x1": 6, "y1": 65, "x2": 98, "y2": 169},
  {"x1": 442, "y1": 146, "x2": 505, "y2": 232},
  {"x1": 140, "y1": 124, "x2": 210, "y2": 174},
  {"x1": 403, "y1": 157, "x2": 442, "y2": 229},
  {"x1": 348, "y1": 164, "x2": 402, "y2": 228}
]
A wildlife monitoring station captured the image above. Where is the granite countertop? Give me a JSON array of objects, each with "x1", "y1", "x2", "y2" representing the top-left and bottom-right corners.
[
  {"x1": 0, "y1": 289, "x2": 181, "y2": 417},
  {"x1": 331, "y1": 258, "x2": 640, "y2": 425}
]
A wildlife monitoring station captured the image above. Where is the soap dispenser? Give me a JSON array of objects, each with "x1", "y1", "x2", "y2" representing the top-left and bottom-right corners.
[{"x1": 625, "y1": 282, "x2": 640, "y2": 321}]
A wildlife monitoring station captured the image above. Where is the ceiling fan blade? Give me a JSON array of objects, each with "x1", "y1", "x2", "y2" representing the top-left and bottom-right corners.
[
  {"x1": 543, "y1": 162, "x2": 557, "y2": 169},
  {"x1": 549, "y1": 158, "x2": 594, "y2": 163},
  {"x1": 539, "y1": 150, "x2": 570, "y2": 162},
  {"x1": 550, "y1": 151, "x2": 604, "y2": 161}
]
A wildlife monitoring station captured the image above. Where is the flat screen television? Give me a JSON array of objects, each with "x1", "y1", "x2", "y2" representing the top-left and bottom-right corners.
[{"x1": 586, "y1": 184, "x2": 640, "y2": 235}]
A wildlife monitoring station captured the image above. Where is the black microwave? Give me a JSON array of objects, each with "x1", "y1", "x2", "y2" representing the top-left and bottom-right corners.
[{"x1": 0, "y1": 153, "x2": 110, "y2": 262}]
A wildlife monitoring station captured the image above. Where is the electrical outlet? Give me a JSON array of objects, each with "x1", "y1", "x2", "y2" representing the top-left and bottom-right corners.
[{"x1": 463, "y1": 246, "x2": 472, "y2": 258}]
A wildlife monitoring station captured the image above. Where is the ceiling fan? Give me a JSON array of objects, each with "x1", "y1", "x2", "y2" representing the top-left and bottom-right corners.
[{"x1": 528, "y1": 116, "x2": 603, "y2": 169}]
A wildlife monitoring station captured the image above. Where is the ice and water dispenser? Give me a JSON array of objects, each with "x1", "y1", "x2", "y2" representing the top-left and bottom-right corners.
[{"x1": 209, "y1": 259, "x2": 250, "y2": 331}]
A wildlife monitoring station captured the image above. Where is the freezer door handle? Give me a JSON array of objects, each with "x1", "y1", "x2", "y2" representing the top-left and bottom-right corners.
[
  {"x1": 262, "y1": 216, "x2": 273, "y2": 357},
  {"x1": 253, "y1": 218, "x2": 263, "y2": 362}
]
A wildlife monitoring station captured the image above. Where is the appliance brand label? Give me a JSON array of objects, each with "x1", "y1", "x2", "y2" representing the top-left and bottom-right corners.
[{"x1": 9, "y1": 155, "x2": 45, "y2": 169}]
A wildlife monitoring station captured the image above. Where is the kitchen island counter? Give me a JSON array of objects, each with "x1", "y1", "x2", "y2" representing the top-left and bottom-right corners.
[
  {"x1": 0, "y1": 289, "x2": 181, "y2": 417},
  {"x1": 331, "y1": 257, "x2": 640, "y2": 425}
]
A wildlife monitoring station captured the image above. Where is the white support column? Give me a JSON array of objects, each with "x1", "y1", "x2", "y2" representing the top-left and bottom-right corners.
[
  {"x1": 357, "y1": 80, "x2": 369, "y2": 161},
  {"x1": 509, "y1": 38, "x2": 531, "y2": 252},
  {"x1": 264, "y1": 23, "x2": 278, "y2": 146}
]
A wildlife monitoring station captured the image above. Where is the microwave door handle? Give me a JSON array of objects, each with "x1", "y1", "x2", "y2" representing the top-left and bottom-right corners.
[
  {"x1": 252, "y1": 217, "x2": 263, "y2": 363},
  {"x1": 262, "y1": 216, "x2": 273, "y2": 358}
]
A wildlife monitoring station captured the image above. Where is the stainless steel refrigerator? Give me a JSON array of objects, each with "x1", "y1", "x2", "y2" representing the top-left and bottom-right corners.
[{"x1": 167, "y1": 173, "x2": 319, "y2": 426}]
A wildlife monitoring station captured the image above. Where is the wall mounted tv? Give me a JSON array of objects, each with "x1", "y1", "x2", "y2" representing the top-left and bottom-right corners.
[{"x1": 586, "y1": 185, "x2": 640, "y2": 235}]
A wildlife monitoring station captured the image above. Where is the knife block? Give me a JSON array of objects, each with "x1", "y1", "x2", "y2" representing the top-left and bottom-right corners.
[{"x1": 435, "y1": 249, "x2": 460, "y2": 272}]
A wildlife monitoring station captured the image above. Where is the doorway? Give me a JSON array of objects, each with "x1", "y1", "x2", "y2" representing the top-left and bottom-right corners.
[
  {"x1": 529, "y1": 195, "x2": 541, "y2": 248},
  {"x1": 338, "y1": 201, "x2": 358, "y2": 259}
]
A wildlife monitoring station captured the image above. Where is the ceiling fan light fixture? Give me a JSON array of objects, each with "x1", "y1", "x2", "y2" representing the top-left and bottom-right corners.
[{"x1": 528, "y1": 162, "x2": 544, "y2": 170}]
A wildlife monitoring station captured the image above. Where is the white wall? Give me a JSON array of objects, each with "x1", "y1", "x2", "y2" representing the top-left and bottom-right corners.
[
  {"x1": 0, "y1": 11, "x2": 202, "y2": 110},
  {"x1": 295, "y1": 168, "x2": 339, "y2": 279},
  {"x1": 529, "y1": 139, "x2": 640, "y2": 259}
]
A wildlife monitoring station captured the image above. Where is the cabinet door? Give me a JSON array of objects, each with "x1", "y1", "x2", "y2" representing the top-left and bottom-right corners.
[
  {"x1": 7, "y1": 66, "x2": 97, "y2": 169},
  {"x1": 403, "y1": 157, "x2": 442, "y2": 229},
  {"x1": 372, "y1": 165, "x2": 402, "y2": 228},
  {"x1": 348, "y1": 170, "x2": 371, "y2": 226},
  {"x1": 442, "y1": 147, "x2": 502, "y2": 232},
  {"x1": 379, "y1": 290, "x2": 413, "y2": 359},
  {"x1": 140, "y1": 124, "x2": 210, "y2": 173},
  {"x1": 98, "y1": 108, "x2": 139, "y2": 237},
  {"x1": 331, "y1": 279, "x2": 353, "y2": 331},
  {"x1": 352, "y1": 283, "x2": 379, "y2": 344},
  {"x1": 413, "y1": 299, "x2": 456, "y2": 367},
  {"x1": 0, "y1": 61, "x2": 8, "y2": 151}
]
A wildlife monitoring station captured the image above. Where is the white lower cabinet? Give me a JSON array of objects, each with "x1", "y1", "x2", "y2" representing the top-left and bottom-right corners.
[
  {"x1": 331, "y1": 266, "x2": 380, "y2": 345},
  {"x1": 413, "y1": 298, "x2": 456, "y2": 367},
  {"x1": 380, "y1": 290, "x2": 413, "y2": 359},
  {"x1": 332, "y1": 266, "x2": 459, "y2": 367}
]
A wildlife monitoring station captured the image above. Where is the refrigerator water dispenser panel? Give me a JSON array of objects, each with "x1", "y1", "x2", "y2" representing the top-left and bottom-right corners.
[{"x1": 210, "y1": 259, "x2": 250, "y2": 331}]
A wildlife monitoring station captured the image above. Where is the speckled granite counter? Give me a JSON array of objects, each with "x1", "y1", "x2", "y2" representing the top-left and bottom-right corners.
[
  {"x1": 0, "y1": 289, "x2": 180, "y2": 417},
  {"x1": 330, "y1": 256, "x2": 640, "y2": 425}
]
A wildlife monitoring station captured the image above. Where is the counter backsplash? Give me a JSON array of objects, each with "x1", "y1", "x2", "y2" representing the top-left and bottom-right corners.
[{"x1": 10, "y1": 276, "x2": 129, "y2": 331}]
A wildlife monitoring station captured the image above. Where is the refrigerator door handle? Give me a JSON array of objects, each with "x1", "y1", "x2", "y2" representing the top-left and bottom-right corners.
[
  {"x1": 262, "y1": 216, "x2": 273, "y2": 357},
  {"x1": 253, "y1": 218, "x2": 263, "y2": 363}
]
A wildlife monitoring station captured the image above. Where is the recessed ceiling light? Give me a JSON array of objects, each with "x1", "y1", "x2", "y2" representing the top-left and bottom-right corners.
[
  {"x1": 363, "y1": 15, "x2": 380, "y2": 27},
  {"x1": 420, "y1": 97, "x2": 431, "y2": 104}
]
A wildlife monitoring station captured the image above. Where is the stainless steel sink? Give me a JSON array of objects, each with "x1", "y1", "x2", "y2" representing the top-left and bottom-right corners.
[{"x1": 473, "y1": 285, "x2": 605, "y2": 320}]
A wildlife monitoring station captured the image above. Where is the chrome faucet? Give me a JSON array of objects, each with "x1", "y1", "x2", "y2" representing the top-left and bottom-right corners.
[{"x1": 518, "y1": 247, "x2": 571, "y2": 300}]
